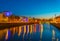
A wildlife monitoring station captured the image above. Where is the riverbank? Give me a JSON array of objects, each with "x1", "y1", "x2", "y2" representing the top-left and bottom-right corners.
[
  {"x1": 51, "y1": 23, "x2": 60, "y2": 29},
  {"x1": 0, "y1": 22, "x2": 39, "y2": 30}
]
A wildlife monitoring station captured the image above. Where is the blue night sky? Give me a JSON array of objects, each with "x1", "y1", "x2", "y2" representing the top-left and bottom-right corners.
[{"x1": 0, "y1": 0, "x2": 60, "y2": 18}]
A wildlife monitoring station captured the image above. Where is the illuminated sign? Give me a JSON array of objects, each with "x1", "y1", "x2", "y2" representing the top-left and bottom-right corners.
[
  {"x1": 4, "y1": 11, "x2": 12, "y2": 17},
  {"x1": 26, "y1": 18, "x2": 28, "y2": 22}
]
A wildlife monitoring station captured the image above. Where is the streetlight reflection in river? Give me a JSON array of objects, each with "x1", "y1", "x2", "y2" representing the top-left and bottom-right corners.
[
  {"x1": 33, "y1": 24, "x2": 36, "y2": 32},
  {"x1": 24, "y1": 25, "x2": 26, "y2": 34},
  {"x1": 5, "y1": 29, "x2": 8, "y2": 40},
  {"x1": 29, "y1": 25, "x2": 33, "y2": 34},
  {"x1": 40, "y1": 24, "x2": 43, "y2": 39},
  {"x1": 52, "y1": 29, "x2": 55, "y2": 41},
  {"x1": 18, "y1": 26, "x2": 22, "y2": 36}
]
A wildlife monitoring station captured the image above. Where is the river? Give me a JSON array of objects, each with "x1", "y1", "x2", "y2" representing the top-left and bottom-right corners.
[{"x1": 0, "y1": 23, "x2": 60, "y2": 41}]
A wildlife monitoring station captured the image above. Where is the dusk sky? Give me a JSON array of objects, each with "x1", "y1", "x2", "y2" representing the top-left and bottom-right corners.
[{"x1": 0, "y1": 0, "x2": 60, "y2": 18}]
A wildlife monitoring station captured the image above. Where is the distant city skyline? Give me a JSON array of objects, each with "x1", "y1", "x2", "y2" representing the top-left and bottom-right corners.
[{"x1": 0, "y1": 0, "x2": 60, "y2": 18}]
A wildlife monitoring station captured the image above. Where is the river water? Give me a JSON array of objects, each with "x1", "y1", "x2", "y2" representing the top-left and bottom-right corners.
[{"x1": 0, "y1": 23, "x2": 60, "y2": 41}]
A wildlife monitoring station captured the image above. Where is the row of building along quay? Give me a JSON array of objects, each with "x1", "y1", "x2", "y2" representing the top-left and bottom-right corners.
[
  {"x1": 0, "y1": 11, "x2": 41, "y2": 23},
  {"x1": 0, "y1": 11, "x2": 60, "y2": 23},
  {"x1": 0, "y1": 11, "x2": 60, "y2": 29}
]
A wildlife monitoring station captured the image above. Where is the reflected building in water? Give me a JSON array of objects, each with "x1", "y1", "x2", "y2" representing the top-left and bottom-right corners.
[{"x1": 0, "y1": 23, "x2": 60, "y2": 41}]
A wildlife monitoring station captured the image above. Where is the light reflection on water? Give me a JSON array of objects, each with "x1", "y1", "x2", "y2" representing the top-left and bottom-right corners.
[{"x1": 0, "y1": 23, "x2": 60, "y2": 41}]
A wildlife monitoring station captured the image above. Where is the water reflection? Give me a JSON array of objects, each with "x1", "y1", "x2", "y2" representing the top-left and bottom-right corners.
[
  {"x1": 40, "y1": 24, "x2": 43, "y2": 40},
  {"x1": 0, "y1": 23, "x2": 60, "y2": 41}
]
